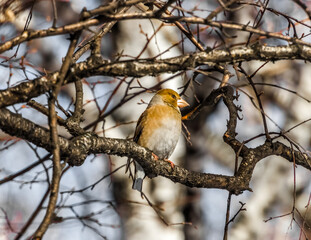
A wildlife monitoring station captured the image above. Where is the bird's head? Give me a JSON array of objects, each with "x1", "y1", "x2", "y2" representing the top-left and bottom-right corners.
[{"x1": 150, "y1": 89, "x2": 189, "y2": 110}]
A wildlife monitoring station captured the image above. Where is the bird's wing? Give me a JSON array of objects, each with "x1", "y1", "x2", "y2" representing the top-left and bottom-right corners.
[{"x1": 133, "y1": 109, "x2": 148, "y2": 143}]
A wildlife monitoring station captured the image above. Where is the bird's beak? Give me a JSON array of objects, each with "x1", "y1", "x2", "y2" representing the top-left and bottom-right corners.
[{"x1": 177, "y1": 98, "x2": 189, "y2": 108}]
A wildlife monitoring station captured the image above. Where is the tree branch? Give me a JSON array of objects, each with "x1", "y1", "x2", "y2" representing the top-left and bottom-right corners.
[
  {"x1": 1, "y1": 44, "x2": 311, "y2": 108},
  {"x1": 32, "y1": 25, "x2": 81, "y2": 239},
  {"x1": 98, "y1": 12, "x2": 311, "y2": 47},
  {"x1": 0, "y1": 19, "x2": 99, "y2": 54},
  {"x1": 0, "y1": 87, "x2": 310, "y2": 196}
]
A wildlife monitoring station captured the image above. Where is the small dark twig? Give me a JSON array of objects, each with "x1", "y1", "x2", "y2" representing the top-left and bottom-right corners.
[
  {"x1": 238, "y1": 64, "x2": 270, "y2": 140},
  {"x1": 51, "y1": 0, "x2": 58, "y2": 28}
]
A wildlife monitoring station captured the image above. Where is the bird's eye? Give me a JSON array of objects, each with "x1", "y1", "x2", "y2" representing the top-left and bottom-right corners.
[{"x1": 171, "y1": 94, "x2": 177, "y2": 99}]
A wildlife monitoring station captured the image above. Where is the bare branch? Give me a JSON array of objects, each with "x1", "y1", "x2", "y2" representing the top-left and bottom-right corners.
[
  {"x1": 0, "y1": 87, "x2": 310, "y2": 196},
  {"x1": 1, "y1": 44, "x2": 311, "y2": 109}
]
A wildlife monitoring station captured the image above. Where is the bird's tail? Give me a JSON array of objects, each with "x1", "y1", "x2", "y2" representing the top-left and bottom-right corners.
[{"x1": 132, "y1": 161, "x2": 145, "y2": 192}]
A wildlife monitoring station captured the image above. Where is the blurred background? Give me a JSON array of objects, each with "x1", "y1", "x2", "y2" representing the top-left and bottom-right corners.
[{"x1": 1, "y1": 0, "x2": 311, "y2": 239}]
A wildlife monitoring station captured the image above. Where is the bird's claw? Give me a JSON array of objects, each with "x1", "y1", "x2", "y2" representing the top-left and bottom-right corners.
[
  {"x1": 152, "y1": 153, "x2": 174, "y2": 168},
  {"x1": 152, "y1": 153, "x2": 159, "y2": 161},
  {"x1": 165, "y1": 159, "x2": 175, "y2": 168}
]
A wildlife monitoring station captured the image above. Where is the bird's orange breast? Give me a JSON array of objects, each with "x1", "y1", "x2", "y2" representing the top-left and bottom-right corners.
[{"x1": 136, "y1": 104, "x2": 182, "y2": 159}]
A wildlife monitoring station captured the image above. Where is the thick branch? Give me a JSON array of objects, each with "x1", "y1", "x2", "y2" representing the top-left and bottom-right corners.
[
  {"x1": 0, "y1": 87, "x2": 311, "y2": 195},
  {"x1": 256, "y1": 141, "x2": 311, "y2": 170},
  {"x1": 0, "y1": 107, "x2": 246, "y2": 193},
  {"x1": 0, "y1": 73, "x2": 59, "y2": 108},
  {"x1": 1, "y1": 44, "x2": 311, "y2": 108},
  {"x1": 0, "y1": 108, "x2": 70, "y2": 153},
  {"x1": 75, "y1": 44, "x2": 311, "y2": 77}
]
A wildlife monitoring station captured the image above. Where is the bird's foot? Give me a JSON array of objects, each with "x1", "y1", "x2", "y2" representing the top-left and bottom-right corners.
[
  {"x1": 164, "y1": 159, "x2": 175, "y2": 168},
  {"x1": 152, "y1": 153, "x2": 159, "y2": 161},
  {"x1": 152, "y1": 153, "x2": 174, "y2": 168}
]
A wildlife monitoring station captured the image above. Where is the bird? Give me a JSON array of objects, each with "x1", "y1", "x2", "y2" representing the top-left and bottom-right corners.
[{"x1": 131, "y1": 89, "x2": 189, "y2": 192}]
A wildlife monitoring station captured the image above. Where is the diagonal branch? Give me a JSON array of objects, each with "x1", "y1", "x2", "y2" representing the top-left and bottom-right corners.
[{"x1": 0, "y1": 19, "x2": 99, "y2": 54}]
